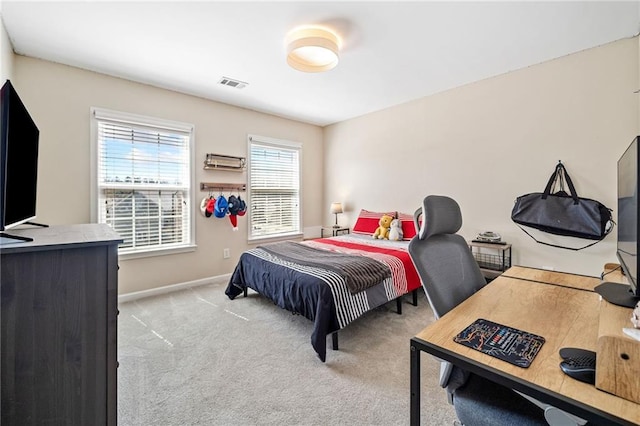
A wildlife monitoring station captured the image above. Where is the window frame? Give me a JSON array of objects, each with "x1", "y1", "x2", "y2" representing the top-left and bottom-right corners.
[
  {"x1": 90, "y1": 107, "x2": 196, "y2": 259},
  {"x1": 247, "y1": 134, "x2": 303, "y2": 243}
]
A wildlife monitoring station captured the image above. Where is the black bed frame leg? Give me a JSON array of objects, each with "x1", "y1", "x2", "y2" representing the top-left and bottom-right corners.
[
  {"x1": 412, "y1": 288, "x2": 418, "y2": 306},
  {"x1": 396, "y1": 296, "x2": 403, "y2": 315},
  {"x1": 243, "y1": 287, "x2": 248, "y2": 297},
  {"x1": 332, "y1": 332, "x2": 339, "y2": 350}
]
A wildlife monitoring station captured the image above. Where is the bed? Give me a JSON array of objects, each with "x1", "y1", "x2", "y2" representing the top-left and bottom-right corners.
[{"x1": 225, "y1": 231, "x2": 422, "y2": 362}]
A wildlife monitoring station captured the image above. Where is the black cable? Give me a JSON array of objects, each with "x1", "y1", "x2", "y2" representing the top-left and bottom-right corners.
[{"x1": 600, "y1": 264, "x2": 621, "y2": 280}]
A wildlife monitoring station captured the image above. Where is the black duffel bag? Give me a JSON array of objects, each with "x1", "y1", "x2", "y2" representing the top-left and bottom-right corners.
[{"x1": 511, "y1": 162, "x2": 614, "y2": 250}]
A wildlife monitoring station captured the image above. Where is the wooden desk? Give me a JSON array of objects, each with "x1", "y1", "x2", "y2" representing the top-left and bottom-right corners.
[
  {"x1": 410, "y1": 267, "x2": 640, "y2": 426},
  {"x1": 502, "y1": 265, "x2": 601, "y2": 291}
]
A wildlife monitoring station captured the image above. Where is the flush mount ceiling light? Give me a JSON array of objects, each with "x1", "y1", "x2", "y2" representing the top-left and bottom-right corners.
[{"x1": 286, "y1": 27, "x2": 340, "y2": 73}]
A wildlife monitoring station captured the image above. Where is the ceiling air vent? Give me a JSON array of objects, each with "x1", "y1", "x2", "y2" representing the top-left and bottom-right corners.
[{"x1": 218, "y1": 77, "x2": 248, "y2": 89}]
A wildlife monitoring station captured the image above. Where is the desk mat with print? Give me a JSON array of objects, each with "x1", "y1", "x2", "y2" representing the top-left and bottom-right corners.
[{"x1": 453, "y1": 318, "x2": 545, "y2": 368}]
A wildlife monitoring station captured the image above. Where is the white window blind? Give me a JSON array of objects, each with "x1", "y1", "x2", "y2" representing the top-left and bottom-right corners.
[
  {"x1": 92, "y1": 108, "x2": 194, "y2": 255},
  {"x1": 248, "y1": 135, "x2": 301, "y2": 240}
]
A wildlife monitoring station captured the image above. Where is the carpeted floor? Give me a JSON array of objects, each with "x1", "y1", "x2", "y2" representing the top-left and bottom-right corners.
[{"x1": 117, "y1": 281, "x2": 457, "y2": 425}]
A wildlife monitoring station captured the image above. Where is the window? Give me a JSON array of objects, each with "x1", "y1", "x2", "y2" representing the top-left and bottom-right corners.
[
  {"x1": 248, "y1": 135, "x2": 301, "y2": 241},
  {"x1": 91, "y1": 108, "x2": 195, "y2": 257}
]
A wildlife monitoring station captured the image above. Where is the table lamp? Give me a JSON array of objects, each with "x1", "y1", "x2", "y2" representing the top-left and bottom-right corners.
[{"x1": 330, "y1": 202, "x2": 343, "y2": 228}]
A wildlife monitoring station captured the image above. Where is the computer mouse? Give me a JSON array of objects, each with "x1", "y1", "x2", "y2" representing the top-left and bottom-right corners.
[
  {"x1": 560, "y1": 359, "x2": 596, "y2": 385},
  {"x1": 559, "y1": 347, "x2": 596, "y2": 361}
]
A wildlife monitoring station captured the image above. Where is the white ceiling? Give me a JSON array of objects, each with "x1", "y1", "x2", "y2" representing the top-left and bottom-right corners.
[{"x1": 2, "y1": 1, "x2": 639, "y2": 126}]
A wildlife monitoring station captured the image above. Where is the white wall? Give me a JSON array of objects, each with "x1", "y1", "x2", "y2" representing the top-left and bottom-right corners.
[
  {"x1": 324, "y1": 37, "x2": 639, "y2": 277},
  {"x1": 9, "y1": 36, "x2": 639, "y2": 292},
  {"x1": 13, "y1": 56, "x2": 324, "y2": 294},
  {"x1": 0, "y1": 12, "x2": 14, "y2": 82}
]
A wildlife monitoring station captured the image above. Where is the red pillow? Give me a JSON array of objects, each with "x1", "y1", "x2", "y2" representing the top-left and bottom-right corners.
[
  {"x1": 398, "y1": 212, "x2": 421, "y2": 240},
  {"x1": 353, "y1": 209, "x2": 396, "y2": 235}
]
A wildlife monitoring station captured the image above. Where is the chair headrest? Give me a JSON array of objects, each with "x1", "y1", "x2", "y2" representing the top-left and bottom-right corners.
[{"x1": 417, "y1": 195, "x2": 462, "y2": 240}]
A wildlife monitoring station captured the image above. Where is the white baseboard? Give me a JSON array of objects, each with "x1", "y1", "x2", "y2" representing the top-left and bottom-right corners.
[{"x1": 118, "y1": 273, "x2": 232, "y2": 303}]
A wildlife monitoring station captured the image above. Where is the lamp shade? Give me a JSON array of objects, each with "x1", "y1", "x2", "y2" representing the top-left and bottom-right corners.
[
  {"x1": 330, "y1": 202, "x2": 343, "y2": 214},
  {"x1": 286, "y1": 27, "x2": 340, "y2": 73}
]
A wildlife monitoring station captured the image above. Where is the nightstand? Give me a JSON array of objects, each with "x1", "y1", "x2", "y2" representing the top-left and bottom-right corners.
[
  {"x1": 468, "y1": 240, "x2": 512, "y2": 281},
  {"x1": 321, "y1": 226, "x2": 350, "y2": 238}
]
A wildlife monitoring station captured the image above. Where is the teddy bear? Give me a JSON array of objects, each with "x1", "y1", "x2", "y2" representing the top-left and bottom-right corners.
[
  {"x1": 388, "y1": 218, "x2": 404, "y2": 241},
  {"x1": 373, "y1": 214, "x2": 393, "y2": 240}
]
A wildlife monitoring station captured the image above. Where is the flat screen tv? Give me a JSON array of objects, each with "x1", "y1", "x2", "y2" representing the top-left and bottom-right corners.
[
  {"x1": 598, "y1": 136, "x2": 640, "y2": 307},
  {"x1": 0, "y1": 79, "x2": 41, "y2": 242}
]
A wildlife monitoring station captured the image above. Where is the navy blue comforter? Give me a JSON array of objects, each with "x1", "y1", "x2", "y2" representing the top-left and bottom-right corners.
[{"x1": 225, "y1": 250, "x2": 340, "y2": 362}]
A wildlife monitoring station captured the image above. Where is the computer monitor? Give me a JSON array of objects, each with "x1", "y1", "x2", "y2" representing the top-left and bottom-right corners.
[
  {"x1": 596, "y1": 136, "x2": 640, "y2": 307},
  {"x1": 0, "y1": 80, "x2": 41, "y2": 243}
]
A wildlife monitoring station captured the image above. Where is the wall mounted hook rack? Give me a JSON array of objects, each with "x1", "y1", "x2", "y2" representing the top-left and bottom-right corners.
[{"x1": 200, "y1": 182, "x2": 246, "y2": 192}]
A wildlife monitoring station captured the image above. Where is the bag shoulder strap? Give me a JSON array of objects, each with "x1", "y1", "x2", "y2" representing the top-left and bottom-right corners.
[{"x1": 515, "y1": 223, "x2": 603, "y2": 251}]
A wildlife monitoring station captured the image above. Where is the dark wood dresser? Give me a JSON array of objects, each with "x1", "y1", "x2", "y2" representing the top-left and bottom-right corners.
[{"x1": 1, "y1": 224, "x2": 122, "y2": 425}]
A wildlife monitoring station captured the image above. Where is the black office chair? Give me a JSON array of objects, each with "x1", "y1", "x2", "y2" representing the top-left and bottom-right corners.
[{"x1": 408, "y1": 195, "x2": 585, "y2": 426}]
